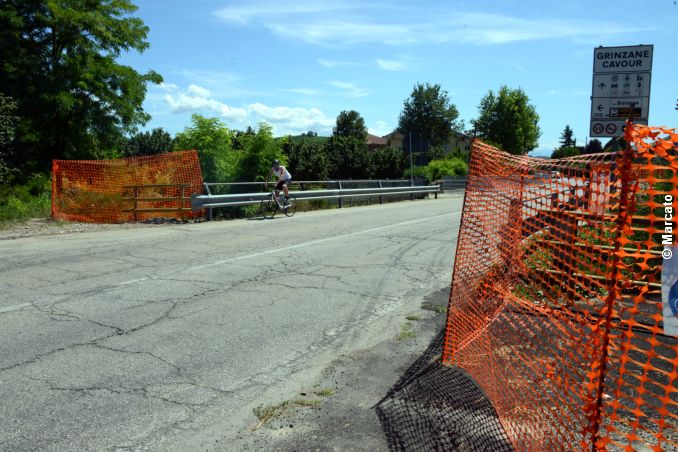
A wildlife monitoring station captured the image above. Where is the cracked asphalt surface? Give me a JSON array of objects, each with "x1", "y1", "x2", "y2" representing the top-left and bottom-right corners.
[{"x1": 0, "y1": 195, "x2": 463, "y2": 451}]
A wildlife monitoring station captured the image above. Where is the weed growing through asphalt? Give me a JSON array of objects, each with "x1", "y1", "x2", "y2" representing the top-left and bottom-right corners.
[
  {"x1": 314, "y1": 387, "x2": 336, "y2": 397},
  {"x1": 406, "y1": 315, "x2": 422, "y2": 321},
  {"x1": 421, "y1": 302, "x2": 447, "y2": 314},
  {"x1": 397, "y1": 322, "x2": 417, "y2": 340},
  {"x1": 293, "y1": 399, "x2": 322, "y2": 407},
  {"x1": 252, "y1": 401, "x2": 289, "y2": 429}
]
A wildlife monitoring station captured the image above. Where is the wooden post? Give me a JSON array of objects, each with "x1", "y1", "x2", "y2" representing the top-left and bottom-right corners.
[
  {"x1": 180, "y1": 185, "x2": 186, "y2": 222},
  {"x1": 133, "y1": 187, "x2": 139, "y2": 222}
]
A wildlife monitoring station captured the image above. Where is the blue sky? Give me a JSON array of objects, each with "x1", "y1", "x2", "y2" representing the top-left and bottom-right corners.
[{"x1": 119, "y1": 0, "x2": 678, "y2": 156}]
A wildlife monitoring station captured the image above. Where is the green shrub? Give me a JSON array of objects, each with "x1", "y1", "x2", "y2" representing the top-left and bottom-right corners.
[
  {"x1": 405, "y1": 155, "x2": 468, "y2": 182},
  {"x1": 0, "y1": 173, "x2": 52, "y2": 223}
]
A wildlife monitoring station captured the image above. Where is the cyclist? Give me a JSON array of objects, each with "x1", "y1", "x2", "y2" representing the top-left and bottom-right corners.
[{"x1": 265, "y1": 159, "x2": 292, "y2": 205}]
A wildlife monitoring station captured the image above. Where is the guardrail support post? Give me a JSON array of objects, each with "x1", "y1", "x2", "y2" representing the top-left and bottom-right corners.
[
  {"x1": 378, "y1": 180, "x2": 383, "y2": 204},
  {"x1": 338, "y1": 181, "x2": 343, "y2": 208},
  {"x1": 133, "y1": 187, "x2": 139, "y2": 222}
]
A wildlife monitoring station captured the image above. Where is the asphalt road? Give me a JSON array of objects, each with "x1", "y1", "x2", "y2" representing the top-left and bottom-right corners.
[{"x1": 0, "y1": 194, "x2": 463, "y2": 451}]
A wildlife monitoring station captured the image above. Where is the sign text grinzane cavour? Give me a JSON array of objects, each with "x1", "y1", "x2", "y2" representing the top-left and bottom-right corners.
[{"x1": 594, "y1": 45, "x2": 653, "y2": 73}]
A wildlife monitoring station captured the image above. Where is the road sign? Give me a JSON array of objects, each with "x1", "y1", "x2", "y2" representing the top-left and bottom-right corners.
[
  {"x1": 592, "y1": 73, "x2": 650, "y2": 97},
  {"x1": 590, "y1": 45, "x2": 653, "y2": 137},
  {"x1": 589, "y1": 119, "x2": 647, "y2": 139},
  {"x1": 590, "y1": 98, "x2": 647, "y2": 120},
  {"x1": 593, "y1": 45, "x2": 653, "y2": 73}
]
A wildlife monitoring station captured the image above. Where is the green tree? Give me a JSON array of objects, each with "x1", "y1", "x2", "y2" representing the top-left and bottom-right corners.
[
  {"x1": 0, "y1": 0, "x2": 162, "y2": 171},
  {"x1": 398, "y1": 82, "x2": 462, "y2": 164},
  {"x1": 333, "y1": 110, "x2": 368, "y2": 140},
  {"x1": 0, "y1": 93, "x2": 18, "y2": 150},
  {"x1": 373, "y1": 146, "x2": 405, "y2": 179},
  {"x1": 238, "y1": 123, "x2": 286, "y2": 182},
  {"x1": 231, "y1": 126, "x2": 255, "y2": 151},
  {"x1": 327, "y1": 111, "x2": 373, "y2": 179},
  {"x1": 551, "y1": 147, "x2": 581, "y2": 159},
  {"x1": 584, "y1": 138, "x2": 603, "y2": 154},
  {"x1": 173, "y1": 114, "x2": 236, "y2": 183},
  {"x1": 325, "y1": 136, "x2": 374, "y2": 179},
  {"x1": 284, "y1": 140, "x2": 329, "y2": 181},
  {"x1": 121, "y1": 128, "x2": 173, "y2": 157},
  {"x1": 559, "y1": 125, "x2": 576, "y2": 148},
  {"x1": 0, "y1": 93, "x2": 18, "y2": 183},
  {"x1": 472, "y1": 86, "x2": 541, "y2": 155}
]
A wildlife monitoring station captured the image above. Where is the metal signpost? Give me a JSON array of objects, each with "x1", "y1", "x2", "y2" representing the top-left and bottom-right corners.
[{"x1": 590, "y1": 44, "x2": 653, "y2": 137}]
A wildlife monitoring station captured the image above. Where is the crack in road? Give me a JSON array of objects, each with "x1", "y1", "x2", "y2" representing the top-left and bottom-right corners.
[{"x1": 0, "y1": 200, "x2": 463, "y2": 450}]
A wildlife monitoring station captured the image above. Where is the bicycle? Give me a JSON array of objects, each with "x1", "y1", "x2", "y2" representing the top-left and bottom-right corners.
[{"x1": 261, "y1": 188, "x2": 296, "y2": 219}]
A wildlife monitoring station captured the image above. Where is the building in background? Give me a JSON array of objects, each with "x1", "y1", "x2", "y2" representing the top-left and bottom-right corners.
[{"x1": 381, "y1": 130, "x2": 472, "y2": 165}]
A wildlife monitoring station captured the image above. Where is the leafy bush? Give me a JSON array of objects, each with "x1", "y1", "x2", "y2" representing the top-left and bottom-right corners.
[
  {"x1": 0, "y1": 173, "x2": 52, "y2": 223},
  {"x1": 426, "y1": 155, "x2": 467, "y2": 181},
  {"x1": 402, "y1": 165, "x2": 430, "y2": 181}
]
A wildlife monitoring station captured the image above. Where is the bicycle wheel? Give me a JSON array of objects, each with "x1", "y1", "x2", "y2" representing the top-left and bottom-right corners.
[
  {"x1": 283, "y1": 194, "x2": 297, "y2": 217},
  {"x1": 261, "y1": 197, "x2": 277, "y2": 219}
]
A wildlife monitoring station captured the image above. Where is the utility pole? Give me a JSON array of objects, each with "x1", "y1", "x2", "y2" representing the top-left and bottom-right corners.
[{"x1": 408, "y1": 131, "x2": 413, "y2": 186}]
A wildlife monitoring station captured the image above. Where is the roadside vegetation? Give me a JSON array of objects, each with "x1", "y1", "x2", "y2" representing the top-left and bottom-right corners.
[
  {"x1": 3, "y1": 2, "x2": 565, "y2": 224},
  {"x1": 0, "y1": 174, "x2": 51, "y2": 227},
  {"x1": 252, "y1": 395, "x2": 327, "y2": 430}
]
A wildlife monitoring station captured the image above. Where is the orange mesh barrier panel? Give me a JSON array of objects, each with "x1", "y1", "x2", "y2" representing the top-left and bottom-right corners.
[
  {"x1": 52, "y1": 150, "x2": 204, "y2": 223},
  {"x1": 443, "y1": 123, "x2": 677, "y2": 451}
]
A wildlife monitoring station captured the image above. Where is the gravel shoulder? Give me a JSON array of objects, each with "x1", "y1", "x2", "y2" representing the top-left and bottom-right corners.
[
  {"x1": 0, "y1": 217, "x2": 190, "y2": 240},
  {"x1": 226, "y1": 288, "x2": 512, "y2": 452}
]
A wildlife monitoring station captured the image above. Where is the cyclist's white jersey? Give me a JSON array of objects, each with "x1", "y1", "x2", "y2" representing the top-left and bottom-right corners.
[{"x1": 273, "y1": 166, "x2": 292, "y2": 180}]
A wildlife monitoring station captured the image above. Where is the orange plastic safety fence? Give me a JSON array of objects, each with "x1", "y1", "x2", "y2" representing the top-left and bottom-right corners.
[
  {"x1": 442, "y1": 123, "x2": 677, "y2": 451},
  {"x1": 51, "y1": 150, "x2": 204, "y2": 223}
]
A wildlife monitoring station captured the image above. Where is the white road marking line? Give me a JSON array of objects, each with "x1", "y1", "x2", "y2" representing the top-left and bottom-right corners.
[
  {"x1": 0, "y1": 302, "x2": 32, "y2": 314},
  {"x1": 116, "y1": 277, "x2": 148, "y2": 286},
  {"x1": 0, "y1": 211, "x2": 460, "y2": 312},
  {"x1": 190, "y1": 211, "x2": 459, "y2": 270}
]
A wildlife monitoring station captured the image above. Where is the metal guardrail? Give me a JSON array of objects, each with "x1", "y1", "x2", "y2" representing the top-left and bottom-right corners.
[
  {"x1": 435, "y1": 177, "x2": 467, "y2": 192},
  {"x1": 192, "y1": 180, "x2": 440, "y2": 219},
  {"x1": 201, "y1": 179, "x2": 417, "y2": 195}
]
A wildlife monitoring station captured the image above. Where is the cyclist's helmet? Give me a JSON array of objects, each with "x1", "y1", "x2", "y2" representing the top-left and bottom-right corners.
[{"x1": 272, "y1": 159, "x2": 280, "y2": 167}]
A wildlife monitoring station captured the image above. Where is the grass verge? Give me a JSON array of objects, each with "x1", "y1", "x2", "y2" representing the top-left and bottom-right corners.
[{"x1": 397, "y1": 322, "x2": 417, "y2": 341}]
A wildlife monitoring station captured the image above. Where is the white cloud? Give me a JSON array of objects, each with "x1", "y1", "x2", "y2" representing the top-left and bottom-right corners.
[
  {"x1": 173, "y1": 69, "x2": 258, "y2": 98},
  {"x1": 317, "y1": 58, "x2": 361, "y2": 68},
  {"x1": 376, "y1": 58, "x2": 408, "y2": 71},
  {"x1": 268, "y1": 20, "x2": 410, "y2": 46},
  {"x1": 328, "y1": 81, "x2": 371, "y2": 98},
  {"x1": 163, "y1": 91, "x2": 248, "y2": 121},
  {"x1": 283, "y1": 88, "x2": 321, "y2": 96},
  {"x1": 159, "y1": 82, "x2": 178, "y2": 90},
  {"x1": 186, "y1": 84, "x2": 211, "y2": 98},
  {"x1": 213, "y1": 2, "x2": 653, "y2": 47},
  {"x1": 368, "y1": 121, "x2": 393, "y2": 137},
  {"x1": 213, "y1": 1, "x2": 353, "y2": 24},
  {"x1": 162, "y1": 83, "x2": 334, "y2": 135}
]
